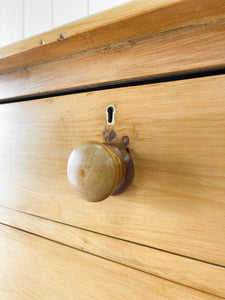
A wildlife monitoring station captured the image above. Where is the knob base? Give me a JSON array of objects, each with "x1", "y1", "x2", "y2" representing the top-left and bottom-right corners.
[{"x1": 104, "y1": 143, "x2": 134, "y2": 196}]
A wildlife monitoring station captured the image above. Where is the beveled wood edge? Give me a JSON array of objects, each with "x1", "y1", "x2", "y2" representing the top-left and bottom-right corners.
[
  {"x1": 1, "y1": 22, "x2": 225, "y2": 101},
  {"x1": 0, "y1": 206, "x2": 224, "y2": 298},
  {"x1": 0, "y1": 0, "x2": 225, "y2": 74}
]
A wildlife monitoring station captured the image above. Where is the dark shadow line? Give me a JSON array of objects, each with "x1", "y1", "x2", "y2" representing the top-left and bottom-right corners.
[
  {"x1": 0, "y1": 205, "x2": 224, "y2": 270},
  {"x1": 0, "y1": 66, "x2": 225, "y2": 104}
]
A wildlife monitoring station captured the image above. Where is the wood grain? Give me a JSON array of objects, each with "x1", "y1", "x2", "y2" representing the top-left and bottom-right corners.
[
  {"x1": 0, "y1": 207, "x2": 224, "y2": 298},
  {"x1": 0, "y1": 75, "x2": 225, "y2": 266},
  {"x1": 0, "y1": 224, "x2": 222, "y2": 300},
  {"x1": 0, "y1": 0, "x2": 225, "y2": 74},
  {"x1": 1, "y1": 22, "x2": 225, "y2": 100}
]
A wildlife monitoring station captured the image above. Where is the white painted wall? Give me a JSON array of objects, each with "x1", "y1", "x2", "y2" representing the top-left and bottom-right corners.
[{"x1": 0, "y1": 0, "x2": 132, "y2": 47}]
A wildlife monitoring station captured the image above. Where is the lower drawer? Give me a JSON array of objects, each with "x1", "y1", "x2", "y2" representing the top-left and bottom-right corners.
[
  {"x1": 0, "y1": 75, "x2": 225, "y2": 266},
  {"x1": 0, "y1": 224, "x2": 220, "y2": 300}
]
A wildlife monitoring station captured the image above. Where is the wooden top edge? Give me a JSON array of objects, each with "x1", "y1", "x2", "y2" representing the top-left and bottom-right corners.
[
  {"x1": 0, "y1": 0, "x2": 225, "y2": 74},
  {"x1": 0, "y1": 0, "x2": 183, "y2": 57}
]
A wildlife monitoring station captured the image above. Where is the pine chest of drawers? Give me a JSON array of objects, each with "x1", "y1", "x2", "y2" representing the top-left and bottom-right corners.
[{"x1": 0, "y1": 1, "x2": 225, "y2": 299}]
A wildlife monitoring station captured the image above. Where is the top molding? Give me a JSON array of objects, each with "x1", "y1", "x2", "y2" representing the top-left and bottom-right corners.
[{"x1": 1, "y1": 0, "x2": 225, "y2": 74}]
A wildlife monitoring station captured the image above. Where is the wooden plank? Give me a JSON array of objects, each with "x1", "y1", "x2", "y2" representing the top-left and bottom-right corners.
[
  {"x1": 0, "y1": 206, "x2": 224, "y2": 298},
  {"x1": 0, "y1": 0, "x2": 225, "y2": 74},
  {"x1": 1, "y1": 21, "x2": 225, "y2": 100},
  {"x1": 0, "y1": 224, "x2": 222, "y2": 300},
  {"x1": 0, "y1": 75, "x2": 225, "y2": 266}
]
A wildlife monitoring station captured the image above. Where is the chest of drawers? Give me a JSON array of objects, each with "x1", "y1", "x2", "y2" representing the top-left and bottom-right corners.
[{"x1": 0, "y1": 1, "x2": 225, "y2": 299}]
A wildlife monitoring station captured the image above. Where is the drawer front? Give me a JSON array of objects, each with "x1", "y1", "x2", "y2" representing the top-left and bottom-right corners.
[
  {"x1": 0, "y1": 224, "x2": 220, "y2": 300},
  {"x1": 0, "y1": 75, "x2": 225, "y2": 265}
]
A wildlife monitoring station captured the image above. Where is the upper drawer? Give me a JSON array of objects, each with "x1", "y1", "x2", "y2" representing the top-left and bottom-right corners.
[
  {"x1": 0, "y1": 75, "x2": 225, "y2": 266},
  {"x1": 0, "y1": 1, "x2": 225, "y2": 101}
]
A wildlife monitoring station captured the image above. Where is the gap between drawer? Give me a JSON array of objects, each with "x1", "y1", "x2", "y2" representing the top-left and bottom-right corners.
[{"x1": 0, "y1": 205, "x2": 224, "y2": 299}]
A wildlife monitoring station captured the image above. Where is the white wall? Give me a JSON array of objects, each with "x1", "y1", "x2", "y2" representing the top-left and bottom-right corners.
[{"x1": 0, "y1": 0, "x2": 132, "y2": 47}]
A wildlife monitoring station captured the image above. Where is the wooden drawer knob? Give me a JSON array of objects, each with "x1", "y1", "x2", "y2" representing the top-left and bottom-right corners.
[{"x1": 67, "y1": 142, "x2": 133, "y2": 202}]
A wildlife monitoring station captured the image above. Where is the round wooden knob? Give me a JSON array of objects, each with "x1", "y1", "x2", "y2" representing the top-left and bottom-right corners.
[{"x1": 67, "y1": 142, "x2": 133, "y2": 202}]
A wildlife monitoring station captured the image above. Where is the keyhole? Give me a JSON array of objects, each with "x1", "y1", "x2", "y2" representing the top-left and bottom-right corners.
[{"x1": 106, "y1": 105, "x2": 116, "y2": 125}]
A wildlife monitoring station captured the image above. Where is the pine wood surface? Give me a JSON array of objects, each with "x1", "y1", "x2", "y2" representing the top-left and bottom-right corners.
[
  {"x1": 0, "y1": 22, "x2": 225, "y2": 101},
  {"x1": 0, "y1": 75, "x2": 225, "y2": 267},
  {"x1": 0, "y1": 0, "x2": 225, "y2": 74},
  {"x1": 0, "y1": 224, "x2": 223, "y2": 300},
  {"x1": 0, "y1": 207, "x2": 224, "y2": 298}
]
